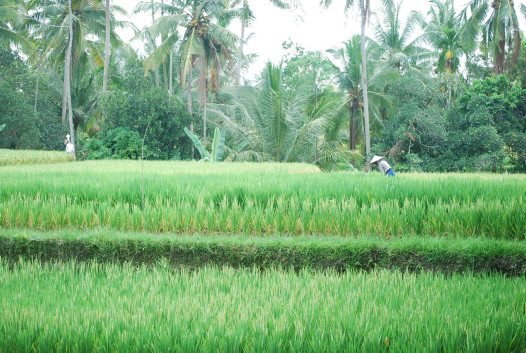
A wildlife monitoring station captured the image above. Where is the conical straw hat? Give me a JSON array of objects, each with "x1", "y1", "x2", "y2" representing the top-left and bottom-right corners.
[{"x1": 369, "y1": 155, "x2": 383, "y2": 164}]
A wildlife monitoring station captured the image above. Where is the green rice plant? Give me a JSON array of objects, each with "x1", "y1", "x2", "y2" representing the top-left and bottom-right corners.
[
  {"x1": 0, "y1": 260, "x2": 524, "y2": 352},
  {"x1": 0, "y1": 161, "x2": 525, "y2": 238}
]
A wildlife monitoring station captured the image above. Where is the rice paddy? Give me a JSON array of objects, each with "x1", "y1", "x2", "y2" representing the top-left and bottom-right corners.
[
  {"x1": 1, "y1": 160, "x2": 525, "y2": 238},
  {"x1": 1, "y1": 155, "x2": 525, "y2": 352},
  {"x1": 1, "y1": 260, "x2": 525, "y2": 353},
  {"x1": 0, "y1": 149, "x2": 74, "y2": 166}
]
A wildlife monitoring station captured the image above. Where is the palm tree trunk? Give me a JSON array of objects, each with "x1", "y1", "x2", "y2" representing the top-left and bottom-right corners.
[
  {"x1": 203, "y1": 102, "x2": 207, "y2": 140},
  {"x1": 495, "y1": 39, "x2": 505, "y2": 74},
  {"x1": 349, "y1": 102, "x2": 357, "y2": 150},
  {"x1": 151, "y1": 0, "x2": 160, "y2": 87},
  {"x1": 161, "y1": 0, "x2": 168, "y2": 88},
  {"x1": 235, "y1": 0, "x2": 248, "y2": 89},
  {"x1": 511, "y1": 19, "x2": 521, "y2": 69},
  {"x1": 359, "y1": 0, "x2": 371, "y2": 169},
  {"x1": 102, "y1": 0, "x2": 111, "y2": 92},
  {"x1": 187, "y1": 71, "x2": 194, "y2": 158},
  {"x1": 66, "y1": 0, "x2": 75, "y2": 158},
  {"x1": 169, "y1": 49, "x2": 173, "y2": 96},
  {"x1": 34, "y1": 74, "x2": 39, "y2": 113}
]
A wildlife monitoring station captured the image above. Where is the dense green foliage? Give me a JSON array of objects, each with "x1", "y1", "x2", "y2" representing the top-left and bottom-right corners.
[
  {"x1": 1, "y1": 161, "x2": 525, "y2": 238},
  {"x1": 1, "y1": 1, "x2": 525, "y2": 171},
  {"x1": 80, "y1": 60, "x2": 192, "y2": 160},
  {"x1": 444, "y1": 76, "x2": 526, "y2": 171},
  {"x1": 1, "y1": 260, "x2": 525, "y2": 352},
  {"x1": 0, "y1": 47, "x2": 65, "y2": 150}
]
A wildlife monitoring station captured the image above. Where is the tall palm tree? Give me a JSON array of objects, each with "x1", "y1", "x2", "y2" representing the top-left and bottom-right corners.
[
  {"x1": 35, "y1": 0, "x2": 127, "y2": 152},
  {"x1": 459, "y1": 0, "x2": 522, "y2": 73},
  {"x1": 418, "y1": 0, "x2": 474, "y2": 106},
  {"x1": 136, "y1": 0, "x2": 238, "y2": 139},
  {"x1": 102, "y1": 0, "x2": 110, "y2": 92},
  {"x1": 421, "y1": 0, "x2": 467, "y2": 75},
  {"x1": 321, "y1": 0, "x2": 372, "y2": 166},
  {"x1": 64, "y1": 0, "x2": 74, "y2": 156},
  {"x1": 328, "y1": 35, "x2": 394, "y2": 151}
]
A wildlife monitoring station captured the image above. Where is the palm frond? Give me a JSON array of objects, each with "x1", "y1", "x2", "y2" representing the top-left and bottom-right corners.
[{"x1": 144, "y1": 32, "x2": 179, "y2": 73}]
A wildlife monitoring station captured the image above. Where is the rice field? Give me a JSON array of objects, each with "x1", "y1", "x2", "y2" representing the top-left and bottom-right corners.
[
  {"x1": 1, "y1": 156, "x2": 526, "y2": 352},
  {"x1": 1, "y1": 260, "x2": 525, "y2": 353},
  {"x1": 0, "y1": 149, "x2": 74, "y2": 166},
  {"x1": 0, "y1": 160, "x2": 525, "y2": 238}
]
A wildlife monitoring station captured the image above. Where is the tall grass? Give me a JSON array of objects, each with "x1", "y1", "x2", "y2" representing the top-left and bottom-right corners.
[
  {"x1": 1, "y1": 161, "x2": 525, "y2": 238},
  {"x1": 0, "y1": 260, "x2": 524, "y2": 353},
  {"x1": 0, "y1": 149, "x2": 74, "y2": 166}
]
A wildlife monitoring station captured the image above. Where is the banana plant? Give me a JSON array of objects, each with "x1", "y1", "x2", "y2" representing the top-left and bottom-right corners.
[{"x1": 184, "y1": 126, "x2": 225, "y2": 162}]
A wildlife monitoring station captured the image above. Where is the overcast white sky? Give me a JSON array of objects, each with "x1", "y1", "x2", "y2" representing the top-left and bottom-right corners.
[{"x1": 114, "y1": 0, "x2": 525, "y2": 79}]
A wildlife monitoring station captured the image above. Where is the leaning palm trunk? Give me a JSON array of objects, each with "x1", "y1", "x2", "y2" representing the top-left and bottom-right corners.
[
  {"x1": 359, "y1": 0, "x2": 371, "y2": 168},
  {"x1": 102, "y1": 0, "x2": 111, "y2": 92}
]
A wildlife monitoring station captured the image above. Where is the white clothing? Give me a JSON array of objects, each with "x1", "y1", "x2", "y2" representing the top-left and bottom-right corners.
[
  {"x1": 65, "y1": 142, "x2": 75, "y2": 154},
  {"x1": 378, "y1": 160, "x2": 391, "y2": 174}
]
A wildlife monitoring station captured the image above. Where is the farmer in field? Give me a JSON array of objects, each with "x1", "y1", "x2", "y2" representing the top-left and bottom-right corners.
[{"x1": 369, "y1": 155, "x2": 395, "y2": 176}]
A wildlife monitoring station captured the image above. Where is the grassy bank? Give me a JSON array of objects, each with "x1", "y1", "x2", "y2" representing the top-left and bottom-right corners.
[{"x1": 2, "y1": 229, "x2": 525, "y2": 274}]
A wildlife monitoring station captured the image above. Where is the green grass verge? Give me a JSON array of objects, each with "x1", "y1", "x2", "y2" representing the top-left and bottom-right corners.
[
  {"x1": 1, "y1": 261, "x2": 525, "y2": 352},
  {"x1": 1, "y1": 229, "x2": 525, "y2": 275},
  {"x1": 0, "y1": 149, "x2": 74, "y2": 165}
]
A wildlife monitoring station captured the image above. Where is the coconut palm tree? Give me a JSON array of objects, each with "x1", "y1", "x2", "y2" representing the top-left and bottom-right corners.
[
  {"x1": 0, "y1": 0, "x2": 34, "y2": 51},
  {"x1": 328, "y1": 35, "x2": 394, "y2": 151},
  {"x1": 35, "y1": 0, "x2": 127, "y2": 154},
  {"x1": 321, "y1": 0, "x2": 372, "y2": 166},
  {"x1": 208, "y1": 62, "x2": 343, "y2": 163},
  {"x1": 136, "y1": 0, "x2": 238, "y2": 139},
  {"x1": 459, "y1": 0, "x2": 522, "y2": 74},
  {"x1": 421, "y1": 0, "x2": 467, "y2": 75},
  {"x1": 418, "y1": 0, "x2": 475, "y2": 106},
  {"x1": 102, "y1": 0, "x2": 110, "y2": 92},
  {"x1": 373, "y1": 0, "x2": 432, "y2": 74}
]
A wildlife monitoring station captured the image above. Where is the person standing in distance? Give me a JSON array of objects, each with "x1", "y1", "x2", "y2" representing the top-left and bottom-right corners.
[
  {"x1": 369, "y1": 155, "x2": 395, "y2": 176},
  {"x1": 64, "y1": 134, "x2": 75, "y2": 154}
]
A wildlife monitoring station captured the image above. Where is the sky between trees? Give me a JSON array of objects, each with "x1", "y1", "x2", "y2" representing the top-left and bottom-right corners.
[{"x1": 115, "y1": 0, "x2": 508, "y2": 79}]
